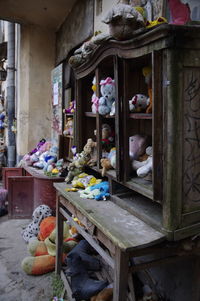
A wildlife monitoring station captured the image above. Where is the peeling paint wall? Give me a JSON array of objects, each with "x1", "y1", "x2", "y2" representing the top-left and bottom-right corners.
[
  {"x1": 94, "y1": 0, "x2": 117, "y2": 33},
  {"x1": 56, "y1": 0, "x2": 94, "y2": 64},
  {"x1": 17, "y1": 24, "x2": 55, "y2": 158}
]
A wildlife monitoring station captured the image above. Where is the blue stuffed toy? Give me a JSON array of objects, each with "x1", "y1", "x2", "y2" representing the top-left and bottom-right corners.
[{"x1": 90, "y1": 181, "x2": 110, "y2": 201}]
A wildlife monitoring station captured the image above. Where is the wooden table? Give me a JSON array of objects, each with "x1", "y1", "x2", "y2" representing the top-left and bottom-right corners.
[{"x1": 54, "y1": 183, "x2": 165, "y2": 301}]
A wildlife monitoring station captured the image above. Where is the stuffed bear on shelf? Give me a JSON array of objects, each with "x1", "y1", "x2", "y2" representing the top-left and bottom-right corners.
[{"x1": 98, "y1": 77, "x2": 115, "y2": 116}]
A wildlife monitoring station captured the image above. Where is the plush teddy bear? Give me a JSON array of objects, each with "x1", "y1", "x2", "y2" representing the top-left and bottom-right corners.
[
  {"x1": 33, "y1": 145, "x2": 58, "y2": 172},
  {"x1": 100, "y1": 147, "x2": 116, "y2": 177},
  {"x1": 132, "y1": 146, "x2": 152, "y2": 178},
  {"x1": 63, "y1": 117, "x2": 73, "y2": 136},
  {"x1": 98, "y1": 77, "x2": 115, "y2": 116},
  {"x1": 129, "y1": 134, "x2": 150, "y2": 160},
  {"x1": 21, "y1": 217, "x2": 78, "y2": 275},
  {"x1": 65, "y1": 139, "x2": 96, "y2": 183},
  {"x1": 129, "y1": 94, "x2": 150, "y2": 113},
  {"x1": 102, "y1": 3, "x2": 145, "y2": 41},
  {"x1": 91, "y1": 76, "x2": 99, "y2": 114}
]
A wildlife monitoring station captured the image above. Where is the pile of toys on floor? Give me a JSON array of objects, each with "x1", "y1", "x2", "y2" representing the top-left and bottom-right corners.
[{"x1": 21, "y1": 204, "x2": 158, "y2": 301}]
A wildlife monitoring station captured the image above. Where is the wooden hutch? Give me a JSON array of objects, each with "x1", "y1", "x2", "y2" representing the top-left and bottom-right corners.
[{"x1": 54, "y1": 24, "x2": 200, "y2": 300}]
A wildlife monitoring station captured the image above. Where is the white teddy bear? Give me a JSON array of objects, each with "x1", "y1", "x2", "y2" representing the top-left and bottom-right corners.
[
  {"x1": 98, "y1": 77, "x2": 115, "y2": 115},
  {"x1": 132, "y1": 146, "x2": 152, "y2": 177},
  {"x1": 129, "y1": 94, "x2": 149, "y2": 113}
]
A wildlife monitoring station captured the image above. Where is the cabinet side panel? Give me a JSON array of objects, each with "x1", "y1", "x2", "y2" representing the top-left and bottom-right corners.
[{"x1": 183, "y1": 67, "x2": 200, "y2": 212}]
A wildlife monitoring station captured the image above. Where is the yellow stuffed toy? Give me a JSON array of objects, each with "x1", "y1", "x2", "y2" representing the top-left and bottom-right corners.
[{"x1": 21, "y1": 216, "x2": 78, "y2": 275}]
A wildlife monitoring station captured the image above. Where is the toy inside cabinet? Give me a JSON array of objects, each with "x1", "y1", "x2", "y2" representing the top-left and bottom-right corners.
[
  {"x1": 60, "y1": 64, "x2": 76, "y2": 162},
  {"x1": 73, "y1": 24, "x2": 200, "y2": 241}
]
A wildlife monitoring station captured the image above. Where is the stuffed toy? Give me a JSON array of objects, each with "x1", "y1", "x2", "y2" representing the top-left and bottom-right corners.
[
  {"x1": 21, "y1": 218, "x2": 78, "y2": 275},
  {"x1": 65, "y1": 240, "x2": 108, "y2": 300},
  {"x1": 72, "y1": 173, "x2": 102, "y2": 189},
  {"x1": 91, "y1": 76, "x2": 99, "y2": 114},
  {"x1": 129, "y1": 134, "x2": 150, "y2": 161},
  {"x1": 102, "y1": 3, "x2": 145, "y2": 41},
  {"x1": 129, "y1": 94, "x2": 150, "y2": 113},
  {"x1": 110, "y1": 101, "x2": 115, "y2": 116},
  {"x1": 69, "y1": 33, "x2": 111, "y2": 68},
  {"x1": 33, "y1": 145, "x2": 58, "y2": 172},
  {"x1": 100, "y1": 148, "x2": 116, "y2": 177},
  {"x1": 146, "y1": 16, "x2": 168, "y2": 28},
  {"x1": 65, "y1": 139, "x2": 96, "y2": 183},
  {"x1": 132, "y1": 146, "x2": 152, "y2": 178},
  {"x1": 63, "y1": 100, "x2": 76, "y2": 114},
  {"x1": 94, "y1": 123, "x2": 115, "y2": 154},
  {"x1": 98, "y1": 78, "x2": 115, "y2": 116},
  {"x1": 79, "y1": 181, "x2": 110, "y2": 201},
  {"x1": 21, "y1": 205, "x2": 53, "y2": 243},
  {"x1": 142, "y1": 66, "x2": 152, "y2": 114},
  {"x1": 63, "y1": 117, "x2": 73, "y2": 136},
  {"x1": 84, "y1": 138, "x2": 97, "y2": 167},
  {"x1": 167, "y1": 0, "x2": 191, "y2": 25},
  {"x1": 91, "y1": 287, "x2": 113, "y2": 301}
]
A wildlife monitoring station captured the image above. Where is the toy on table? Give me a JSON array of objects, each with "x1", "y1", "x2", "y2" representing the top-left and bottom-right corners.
[
  {"x1": 91, "y1": 76, "x2": 99, "y2": 114},
  {"x1": 142, "y1": 66, "x2": 152, "y2": 114},
  {"x1": 102, "y1": 3, "x2": 145, "y2": 40},
  {"x1": 100, "y1": 148, "x2": 116, "y2": 177},
  {"x1": 33, "y1": 145, "x2": 58, "y2": 172},
  {"x1": 65, "y1": 138, "x2": 97, "y2": 183},
  {"x1": 21, "y1": 217, "x2": 77, "y2": 275},
  {"x1": 79, "y1": 181, "x2": 110, "y2": 201},
  {"x1": 72, "y1": 172, "x2": 102, "y2": 189},
  {"x1": 98, "y1": 77, "x2": 115, "y2": 116},
  {"x1": 132, "y1": 146, "x2": 152, "y2": 178},
  {"x1": 129, "y1": 94, "x2": 150, "y2": 113}
]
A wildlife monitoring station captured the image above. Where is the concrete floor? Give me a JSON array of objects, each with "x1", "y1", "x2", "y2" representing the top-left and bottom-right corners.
[{"x1": 0, "y1": 215, "x2": 54, "y2": 301}]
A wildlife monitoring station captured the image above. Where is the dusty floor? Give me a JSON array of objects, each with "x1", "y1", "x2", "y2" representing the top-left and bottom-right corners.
[{"x1": 0, "y1": 214, "x2": 54, "y2": 301}]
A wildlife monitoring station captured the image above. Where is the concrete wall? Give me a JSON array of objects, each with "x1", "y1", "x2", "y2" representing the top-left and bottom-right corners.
[
  {"x1": 94, "y1": 0, "x2": 117, "y2": 33},
  {"x1": 17, "y1": 24, "x2": 55, "y2": 159},
  {"x1": 56, "y1": 0, "x2": 94, "y2": 65}
]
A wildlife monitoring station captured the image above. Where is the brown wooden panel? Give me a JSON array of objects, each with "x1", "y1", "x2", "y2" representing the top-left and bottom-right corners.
[
  {"x1": 2, "y1": 167, "x2": 23, "y2": 189},
  {"x1": 34, "y1": 177, "x2": 64, "y2": 212},
  {"x1": 183, "y1": 67, "x2": 200, "y2": 210},
  {"x1": 8, "y1": 176, "x2": 34, "y2": 218}
]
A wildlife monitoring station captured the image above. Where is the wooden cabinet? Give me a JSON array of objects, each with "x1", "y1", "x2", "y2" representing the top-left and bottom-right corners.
[
  {"x1": 73, "y1": 24, "x2": 200, "y2": 240},
  {"x1": 3, "y1": 165, "x2": 64, "y2": 218}
]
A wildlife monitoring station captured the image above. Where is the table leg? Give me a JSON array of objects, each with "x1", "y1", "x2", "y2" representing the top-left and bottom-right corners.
[
  {"x1": 113, "y1": 248, "x2": 130, "y2": 301},
  {"x1": 56, "y1": 196, "x2": 64, "y2": 275}
]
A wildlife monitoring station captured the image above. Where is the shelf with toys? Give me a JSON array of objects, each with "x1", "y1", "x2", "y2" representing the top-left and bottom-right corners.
[{"x1": 69, "y1": 24, "x2": 200, "y2": 240}]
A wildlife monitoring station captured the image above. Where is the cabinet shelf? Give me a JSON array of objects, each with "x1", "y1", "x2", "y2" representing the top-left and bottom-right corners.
[
  {"x1": 84, "y1": 112, "x2": 115, "y2": 119},
  {"x1": 125, "y1": 177, "x2": 153, "y2": 200},
  {"x1": 129, "y1": 113, "x2": 152, "y2": 120}
]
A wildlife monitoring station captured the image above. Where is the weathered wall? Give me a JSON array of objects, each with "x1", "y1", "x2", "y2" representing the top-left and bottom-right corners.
[
  {"x1": 94, "y1": 0, "x2": 117, "y2": 33},
  {"x1": 17, "y1": 24, "x2": 55, "y2": 158},
  {"x1": 55, "y1": 0, "x2": 94, "y2": 64}
]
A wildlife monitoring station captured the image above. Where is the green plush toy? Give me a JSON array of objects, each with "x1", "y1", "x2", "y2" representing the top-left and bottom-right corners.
[{"x1": 21, "y1": 220, "x2": 77, "y2": 275}]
